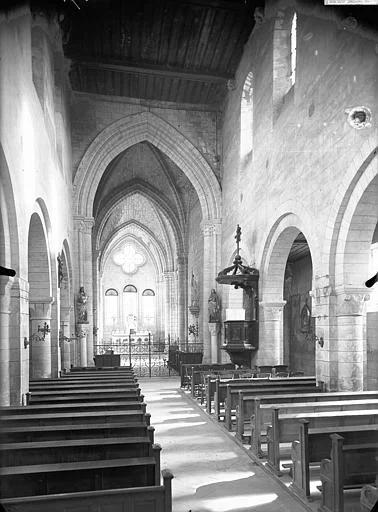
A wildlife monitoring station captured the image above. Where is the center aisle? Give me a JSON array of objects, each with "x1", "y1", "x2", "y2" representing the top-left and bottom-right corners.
[{"x1": 139, "y1": 377, "x2": 308, "y2": 512}]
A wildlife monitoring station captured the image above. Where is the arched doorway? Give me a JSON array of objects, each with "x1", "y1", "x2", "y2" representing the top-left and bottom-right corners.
[
  {"x1": 283, "y1": 232, "x2": 314, "y2": 374},
  {"x1": 28, "y1": 213, "x2": 52, "y2": 379}
]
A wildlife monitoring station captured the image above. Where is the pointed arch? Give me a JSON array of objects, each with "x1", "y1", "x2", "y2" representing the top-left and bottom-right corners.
[{"x1": 73, "y1": 111, "x2": 221, "y2": 220}]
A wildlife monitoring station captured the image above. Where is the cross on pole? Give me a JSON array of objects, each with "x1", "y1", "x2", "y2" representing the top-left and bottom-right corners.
[{"x1": 235, "y1": 225, "x2": 241, "y2": 256}]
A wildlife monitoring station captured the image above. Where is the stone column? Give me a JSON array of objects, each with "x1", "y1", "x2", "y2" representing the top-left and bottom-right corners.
[
  {"x1": 201, "y1": 219, "x2": 222, "y2": 363},
  {"x1": 29, "y1": 298, "x2": 54, "y2": 379},
  {"x1": 258, "y1": 301, "x2": 286, "y2": 365},
  {"x1": 335, "y1": 290, "x2": 369, "y2": 391},
  {"x1": 77, "y1": 324, "x2": 89, "y2": 367},
  {"x1": 310, "y1": 276, "x2": 335, "y2": 390},
  {"x1": 60, "y1": 306, "x2": 73, "y2": 372},
  {"x1": 208, "y1": 322, "x2": 221, "y2": 363},
  {"x1": 74, "y1": 216, "x2": 95, "y2": 366},
  {"x1": 177, "y1": 255, "x2": 188, "y2": 344},
  {"x1": 163, "y1": 271, "x2": 175, "y2": 339},
  {"x1": 0, "y1": 276, "x2": 12, "y2": 405}
]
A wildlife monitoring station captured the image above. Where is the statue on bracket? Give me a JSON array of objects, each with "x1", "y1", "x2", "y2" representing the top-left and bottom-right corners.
[
  {"x1": 191, "y1": 271, "x2": 199, "y2": 308},
  {"x1": 77, "y1": 286, "x2": 88, "y2": 323},
  {"x1": 208, "y1": 288, "x2": 221, "y2": 323}
]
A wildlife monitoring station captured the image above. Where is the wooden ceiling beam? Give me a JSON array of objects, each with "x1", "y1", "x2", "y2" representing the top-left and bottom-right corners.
[
  {"x1": 71, "y1": 56, "x2": 233, "y2": 84},
  {"x1": 169, "y1": 0, "x2": 255, "y2": 12}
]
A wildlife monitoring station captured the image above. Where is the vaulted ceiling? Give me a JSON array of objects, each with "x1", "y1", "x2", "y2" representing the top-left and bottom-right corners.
[{"x1": 61, "y1": 0, "x2": 258, "y2": 106}]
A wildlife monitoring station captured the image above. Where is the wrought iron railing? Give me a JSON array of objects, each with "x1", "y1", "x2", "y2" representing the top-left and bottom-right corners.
[{"x1": 95, "y1": 335, "x2": 203, "y2": 377}]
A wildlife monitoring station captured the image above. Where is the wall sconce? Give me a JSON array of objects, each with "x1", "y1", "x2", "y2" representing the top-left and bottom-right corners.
[
  {"x1": 305, "y1": 331, "x2": 324, "y2": 348},
  {"x1": 38, "y1": 322, "x2": 50, "y2": 340},
  {"x1": 24, "y1": 329, "x2": 49, "y2": 349},
  {"x1": 93, "y1": 326, "x2": 99, "y2": 336}
]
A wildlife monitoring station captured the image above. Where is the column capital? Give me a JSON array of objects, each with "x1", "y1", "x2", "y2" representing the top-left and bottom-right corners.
[
  {"x1": 208, "y1": 322, "x2": 221, "y2": 335},
  {"x1": 200, "y1": 218, "x2": 222, "y2": 236},
  {"x1": 336, "y1": 290, "x2": 370, "y2": 316},
  {"x1": 29, "y1": 297, "x2": 55, "y2": 319},
  {"x1": 259, "y1": 301, "x2": 286, "y2": 320},
  {"x1": 74, "y1": 215, "x2": 95, "y2": 234}
]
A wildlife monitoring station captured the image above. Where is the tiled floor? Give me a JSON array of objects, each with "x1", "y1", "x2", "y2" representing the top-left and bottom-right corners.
[{"x1": 139, "y1": 377, "x2": 309, "y2": 512}]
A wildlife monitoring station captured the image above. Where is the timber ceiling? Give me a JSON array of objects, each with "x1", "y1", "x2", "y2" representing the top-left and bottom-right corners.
[
  {"x1": 61, "y1": 0, "x2": 257, "y2": 106},
  {"x1": 287, "y1": 232, "x2": 311, "y2": 263}
]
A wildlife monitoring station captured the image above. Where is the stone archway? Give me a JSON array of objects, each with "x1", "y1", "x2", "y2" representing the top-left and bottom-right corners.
[
  {"x1": 28, "y1": 212, "x2": 53, "y2": 379},
  {"x1": 0, "y1": 144, "x2": 20, "y2": 404},
  {"x1": 328, "y1": 153, "x2": 378, "y2": 391},
  {"x1": 73, "y1": 111, "x2": 221, "y2": 220},
  {"x1": 73, "y1": 112, "x2": 222, "y2": 362},
  {"x1": 259, "y1": 214, "x2": 315, "y2": 367}
]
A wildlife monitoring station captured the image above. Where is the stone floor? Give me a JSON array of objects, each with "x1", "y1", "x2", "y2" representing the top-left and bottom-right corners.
[{"x1": 139, "y1": 377, "x2": 309, "y2": 512}]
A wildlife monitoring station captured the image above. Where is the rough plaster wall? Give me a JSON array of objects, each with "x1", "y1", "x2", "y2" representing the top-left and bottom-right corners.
[
  {"x1": 71, "y1": 93, "x2": 219, "y2": 181},
  {"x1": 187, "y1": 199, "x2": 203, "y2": 340}
]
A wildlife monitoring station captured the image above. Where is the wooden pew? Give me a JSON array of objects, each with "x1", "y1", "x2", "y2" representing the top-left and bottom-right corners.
[
  {"x1": 215, "y1": 376, "x2": 319, "y2": 422},
  {"x1": 180, "y1": 363, "x2": 234, "y2": 388},
  {"x1": 319, "y1": 435, "x2": 378, "y2": 512},
  {"x1": 266, "y1": 409, "x2": 378, "y2": 474},
  {"x1": 0, "y1": 409, "x2": 148, "y2": 428},
  {"x1": 64, "y1": 367, "x2": 134, "y2": 372},
  {"x1": 29, "y1": 382, "x2": 139, "y2": 391},
  {"x1": 290, "y1": 420, "x2": 378, "y2": 499},
  {"x1": 191, "y1": 368, "x2": 254, "y2": 400},
  {"x1": 224, "y1": 379, "x2": 323, "y2": 429},
  {"x1": 28, "y1": 391, "x2": 141, "y2": 405},
  {"x1": 0, "y1": 435, "x2": 154, "y2": 466},
  {"x1": 0, "y1": 400, "x2": 145, "y2": 416},
  {"x1": 0, "y1": 469, "x2": 174, "y2": 512},
  {"x1": 31, "y1": 377, "x2": 137, "y2": 384},
  {"x1": 360, "y1": 475, "x2": 377, "y2": 512},
  {"x1": 236, "y1": 390, "x2": 378, "y2": 445},
  {"x1": 205, "y1": 375, "x2": 318, "y2": 415},
  {"x1": 0, "y1": 447, "x2": 162, "y2": 498},
  {"x1": 0, "y1": 422, "x2": 154, "y2": 444}
]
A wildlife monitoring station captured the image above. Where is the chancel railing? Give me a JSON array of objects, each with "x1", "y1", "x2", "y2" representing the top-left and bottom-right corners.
[{"x1": 95, "y1": 335, "x2": 203, "y2": 377}]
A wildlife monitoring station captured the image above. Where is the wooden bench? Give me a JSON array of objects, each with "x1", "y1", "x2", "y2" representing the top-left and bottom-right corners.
[
  {"x1": 266, "y1": 409, "x2": 378, "y2": 474},
  {"x1": 0, "y1": 435, "x2": 154, "y2": 466},
  {"x1": 319, "y1": 435, "x2": 378, "y2": 512},
  {"x1": 290, "y1": 420, "x2": 378, "y2": 499},
  {"x1": 69, "y1": 366, "x2": 132, "y2": 371},
  {"x1": 31, "y1": 377, "x2": 137, "y2": 385},
  {"x1": 215, "y1": 376, "x2": 319, "y2": 422},
  {"x1": 29, "y1": 382, "x2": 139, "y2": 391},
  {"x1": 0, "y1": 469, "x2": 174, "y2": 512},
  {"x1": 180, "y1": 363, "x2": 235, "y2": 388},
  {"x1": 0, "y1": 449, "x2": 161, "y2": 498},
  {"x1": 360, "y1": 475, "x2": 377, "y2": 512},
  {"x1": 204, "y1": 375, "x2": 317, "y2": 415},
  {"x1": 191, "y1": 368, "x2": 254, "y2": 400},
  {"x1": 0, "y1": 409, "x2": 148, "y2": 427},
  {"x1": 224, "y1": 379, "x2": 322, "y2": 429},
  {"x1": 28, "y1": 391, "x2": 141, "y2": 405},
  {"x1": 236, "y1": 390, "x2": 378, "y2": 445},
  {"x1": 0, "y1": 422, "x2": 154, "y2": 443},
  {"x1": 0, "y1": 400, "x2": 146, "y2": 416},
  {"x1": 248, "y1": 393, "x2": 378, "y2": 455}
]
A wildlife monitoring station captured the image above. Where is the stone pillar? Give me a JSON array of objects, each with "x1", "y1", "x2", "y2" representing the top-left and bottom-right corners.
[
  {"x1": 74, "y1": 216, "x2": 95, "y2": 367},
  {"x1": 77, "y1": 325, "x2": 89, "y2": 367},
  {"x1": 60, "y1": 306, "x2": 73, "y2": 372},
  {"x1": 177, "y1": 255, "x2": 188, "y2": 344},
  {"x1": 163, "y1": 271, "x2": 175, "y2": 339},
  {"x1": 0, "y1": 276, "x2": 12, "y2": 405},
  {"x1": 335, "y1": 290, "x2": 369, "y2": 391},
  {"x1": 201, "y1": 219, "x2": 222, "y2": 363},
  {"x1": 258, "y1": 301, "x2": 286, "y2": 365},
  {"x1": 208, "y1": 322, "x2": 220, "y2": 363},
  {"x1": 29, "y1": 298, "x2": 54, "y2": 379}
]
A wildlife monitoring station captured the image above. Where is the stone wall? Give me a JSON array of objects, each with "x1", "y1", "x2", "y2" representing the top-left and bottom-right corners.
[
  {"x1": 0, "y1": 7, "x2": 73, "y2": 403},
  {"x1": 220, "y1": 0, "x2": 378, "y2": 388}
]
